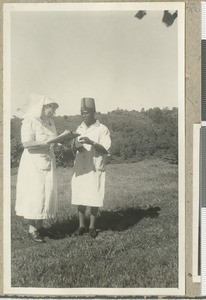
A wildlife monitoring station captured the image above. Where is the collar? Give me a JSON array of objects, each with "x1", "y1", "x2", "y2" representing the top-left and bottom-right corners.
[
  {"x1": 39, "y1": 117, "x2": 53, "y2": 126},
  {"x1": 79, "y1": 119, "x2": 100, "y2": 129}
]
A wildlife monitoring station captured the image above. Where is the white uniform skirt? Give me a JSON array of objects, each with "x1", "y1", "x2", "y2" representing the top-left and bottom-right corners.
[
  {"x1": 71, "y1": 170, "x2": 105, "y2": 207},
  {"x1": 15, "y1": 149, "x2": 57, "y2": 219}
]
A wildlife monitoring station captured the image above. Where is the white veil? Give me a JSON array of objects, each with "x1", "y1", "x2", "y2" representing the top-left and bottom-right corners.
[{"x1": 16, "y1": 94, "x2": 58, "y2": 119}]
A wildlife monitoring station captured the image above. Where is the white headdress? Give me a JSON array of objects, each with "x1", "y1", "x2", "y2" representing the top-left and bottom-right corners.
[{"x1": 16, "y1": 94, "x2": 58, "y2": 119}]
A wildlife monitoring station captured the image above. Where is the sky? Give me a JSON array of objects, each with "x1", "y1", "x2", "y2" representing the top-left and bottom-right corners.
[{"x1": 10, "y1": 8, "x2": 179, "y2": 116}]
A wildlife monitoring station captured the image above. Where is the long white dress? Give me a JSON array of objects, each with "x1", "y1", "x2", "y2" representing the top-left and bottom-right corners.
[
  {"x1": 71, "y1": 120, "x2": 111, "y2": 207},
  {"x1": 15, "y1": 117, "x2": 58, "y2": 219}
]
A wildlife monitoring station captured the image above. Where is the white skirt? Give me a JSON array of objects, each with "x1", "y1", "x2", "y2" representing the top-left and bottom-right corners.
[
  {"x1": 71, "y1": 170, "x2": 105, "y2": 207},
  {"x1": 15, "y1": 149, "x2": 58, "y2": 219}
]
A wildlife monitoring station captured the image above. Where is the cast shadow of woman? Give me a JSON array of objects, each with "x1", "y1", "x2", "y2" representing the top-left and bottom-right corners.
[{"x1": 46, "y1": 205, "x2": 161, "y2": 239}]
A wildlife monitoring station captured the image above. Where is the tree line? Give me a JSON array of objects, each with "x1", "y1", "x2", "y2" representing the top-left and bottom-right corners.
[{"x1": 11, "y1": 107, "x2": 178, "y2": 168}]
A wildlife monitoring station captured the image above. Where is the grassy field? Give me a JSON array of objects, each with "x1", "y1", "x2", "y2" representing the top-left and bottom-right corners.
[{"x1": 10, "y1": 159, "x2": 178, "y2": 288}]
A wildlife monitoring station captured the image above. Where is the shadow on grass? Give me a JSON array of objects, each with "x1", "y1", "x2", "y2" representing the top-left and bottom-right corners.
[
  {"x1": 45, "y1": 205, "x2": 161, "y2": 239},
  {"x1": 41, "y1": 215, "x2": 78, "y2": 239},
  {"x1": 97, "y1": 205, "x2": 161, "y2": 231}
]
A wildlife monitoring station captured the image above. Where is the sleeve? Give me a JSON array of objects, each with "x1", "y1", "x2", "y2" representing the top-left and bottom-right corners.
[
  {"x1": 76, "y1": 125, "x2": 83, "y2": 141},
  {"x1": 99, "y1": 125, "x2": 111, "y2": 152},
  {"x1": 21, "y1": 118, "x2": 35, "y2": 143}
]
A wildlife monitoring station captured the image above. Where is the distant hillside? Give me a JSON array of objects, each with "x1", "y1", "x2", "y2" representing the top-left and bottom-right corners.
[{"x1": 11, "y1": 107, "x2": 178, "y2": 167}]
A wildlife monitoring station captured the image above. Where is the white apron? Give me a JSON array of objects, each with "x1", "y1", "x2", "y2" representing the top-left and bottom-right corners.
[
  {"x1": 15, "y1": 117, "x2": 58, "y2": 219},
  {"x1": 71, "y1": 120, "x2": 111, "y2": 207}
]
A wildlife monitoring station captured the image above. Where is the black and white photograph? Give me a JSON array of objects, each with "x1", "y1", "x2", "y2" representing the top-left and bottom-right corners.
[{"x1": 3, "y1": 2, "x2": 185, "y2": 296}]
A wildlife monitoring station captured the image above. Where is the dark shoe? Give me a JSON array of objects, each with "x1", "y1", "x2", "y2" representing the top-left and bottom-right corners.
[
  {"x1": 89, "y1": 228, "x2": 98, "y2": 239},
  {"x1": 73, "y1": 227, "x2": 86, "y2": 236},
  {"x1": 38, "y1": 226, "x2": 47, "y2": 237},
  {"x1": 29, "y1": 231, "x2": 45, "y2": 243}
]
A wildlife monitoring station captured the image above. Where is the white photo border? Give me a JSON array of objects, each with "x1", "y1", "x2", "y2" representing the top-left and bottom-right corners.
[{"x1": 3, "y1": 2, "x2": 185, "y2": 296}]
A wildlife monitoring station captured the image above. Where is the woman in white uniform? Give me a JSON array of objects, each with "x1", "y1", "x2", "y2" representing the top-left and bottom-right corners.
[
  {"x1": 16, "y1": 94, "x2": 59, "y2": 243},
  {"x1": 71, "y1": 98, "x2": 111, "y2": 238}
]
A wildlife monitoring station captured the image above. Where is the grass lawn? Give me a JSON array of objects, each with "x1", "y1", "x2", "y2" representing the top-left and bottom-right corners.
[{"x1": 11, "y1": 159, "x2": 178, "y2": 288}]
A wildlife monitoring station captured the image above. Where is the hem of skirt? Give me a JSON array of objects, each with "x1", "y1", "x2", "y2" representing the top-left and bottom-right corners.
[{"x1": 15, "y1": 211, "x2": 57, "y2": 219}]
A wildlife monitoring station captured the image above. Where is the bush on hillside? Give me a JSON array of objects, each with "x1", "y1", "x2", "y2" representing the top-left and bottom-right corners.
[
  {"x1": 55, "y1": 145, "x2": 75, "y2": 167},
  {"x1": 11, "y1": 107, "x2": 178, "y2": 167},
  {"x1": 11, "y1": 138, "x2": 23, "y2": 168}
]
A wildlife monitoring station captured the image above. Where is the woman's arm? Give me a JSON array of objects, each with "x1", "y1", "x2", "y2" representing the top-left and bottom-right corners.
[
  {"x1": 22, "y1": 140, "x2": 49, "y2": 149},
  {"x1": 21, "y1": 118, "x2": 50, "y2": 150}
]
